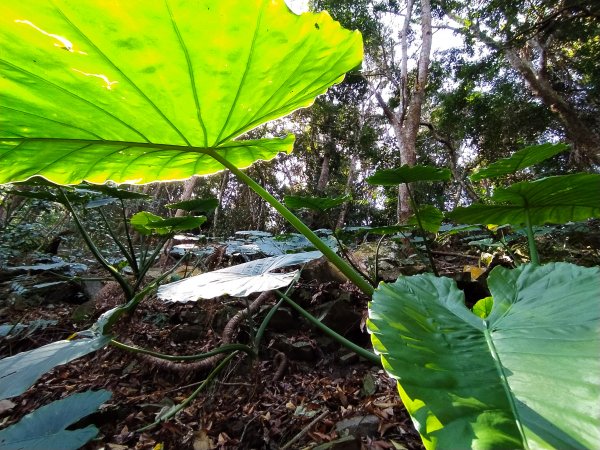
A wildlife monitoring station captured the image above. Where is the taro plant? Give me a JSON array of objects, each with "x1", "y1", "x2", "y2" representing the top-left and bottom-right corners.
[
  {"x1": 6, "y1": 179, "x2": 205, "y2": 299},
  {"x1": 366, "y1": 164, "x2": 452, "y2": 276},
  {"x1": 0, "y1": 0, "x2": 368, "y2": 444},
  {"x1": 368, "y1": 145, "x2": 600, "y2": 448},
  {"x1": 1, "y1": 1, "x2": 599, "y2": 449}
]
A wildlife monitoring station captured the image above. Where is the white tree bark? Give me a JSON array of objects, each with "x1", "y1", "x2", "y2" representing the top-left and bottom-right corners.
[{"x1": 373, "y1": 0, "x2": 433, "y2": 222}]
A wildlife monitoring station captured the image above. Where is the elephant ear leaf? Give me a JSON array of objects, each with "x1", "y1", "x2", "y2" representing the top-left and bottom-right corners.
[
  {"x1": 130, "y1": 211, "x2": 205, "y2": 235},
  {"x1": 158, "y1": 251, "x2": 323, "y2": 301},
  {"x1": 0, "y1": 390, "x2": 111, "y2": 450},
  {"x1": 447, "y1": 173, "x2": 600, "y2": 226},
  {"x1": 368, "y1": 262, "x2": 600, "y2": 450},
  {"x1": 0, "y1": 0, "x2": 362, "y2": 185},
  {"x1": 470, "y1": 143, "x2": 569, "y2": 181}
]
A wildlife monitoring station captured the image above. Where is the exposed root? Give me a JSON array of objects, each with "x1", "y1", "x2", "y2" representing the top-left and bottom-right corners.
[
  {"x1": 138, "y1": 291, "x2": 275, "y2": 376},
  {"x1": 273, "y1": 351, "x2": 288, "y2": 381}
]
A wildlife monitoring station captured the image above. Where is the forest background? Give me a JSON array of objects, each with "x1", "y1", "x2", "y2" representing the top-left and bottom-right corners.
[{"x1": 1, "y1": 0, "x2": 598, "y2": 234}]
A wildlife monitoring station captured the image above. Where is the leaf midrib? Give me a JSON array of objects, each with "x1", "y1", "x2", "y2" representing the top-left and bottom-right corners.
[{"x1": 483, "y1": 321, "x2": 529, "y2": 449}]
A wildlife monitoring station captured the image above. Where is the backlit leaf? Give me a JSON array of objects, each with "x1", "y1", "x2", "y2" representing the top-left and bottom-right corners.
[
  {"x1": 407, "y1": 205, "x2": 443, "y2": 233},
  {"x1": 284, "y1": 194, "x2": 351, "y2": 212},
  {"x1": 447, "y1": 174, "x2": 600, "y2": 226},
  {"x1": 0, "y1": 0, "x2": 362, "y2": 185},
  {"x1": 470, "y1": 143, "x2": 569, "y2": 181}
]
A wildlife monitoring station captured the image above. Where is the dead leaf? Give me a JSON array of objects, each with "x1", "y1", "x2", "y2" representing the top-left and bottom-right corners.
[
  {"x1": 0, "y1": 399, "x2": 16, "y2": 415},
  {"x1": 193, "y1": 430, "x2": 214, "y2": 450}
]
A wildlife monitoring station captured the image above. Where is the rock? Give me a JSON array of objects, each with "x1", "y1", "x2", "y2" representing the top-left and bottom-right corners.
[
  {"x1": 317, "y1": 300, "x2": 363, "y2": 339},
  {"x1": 171, "y1": 325, "x2": 204, "y2": 343},
  {"x1": 360, "y1": 372, "x2": 377, "y2": 397},
  {"x1": 265, "y1": 306, "x2": 299, "y2": 332},
  {"x1": 5, "y1": 273, "x2": 86, "y2": 305},
  {"x1": 81, "y1": 279, "x2": 104, "y2": 299},
  {"x1": 0, "y1": 399, "x2": 16, "y2": 415},
  {"x1": 289, "y1": 340, "x2": 316, "y2": 361},
  {"x1": 301, "y1": 258, "x2": 349, "y2": 284},
  {"x1": 338, "y1": 352, "x2": 358, "y2": 366},
  {"x1": 270, "y1": 336, "x2": 316, "y2": 361},
  {"x1": 71, "y1": 300, "x2": 96, "y2": 323},
  {"x1": 335, "y1": 415, "x2": 380, "y2": 437},
  {"x1": 0, "y1": 257, "x2": 87, "y2": 282},
  {"x1": 314, "y1": 435, "x2": 361, "y2": 450},
  {"x1": 31, "y1": 280, "x2": 85, "y2": 304}
]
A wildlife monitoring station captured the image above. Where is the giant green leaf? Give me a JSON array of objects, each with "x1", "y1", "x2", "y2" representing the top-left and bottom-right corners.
[
  {"x1": 158, "y1": 250, "x2": 322, "y2": 301},
  {"x1": 470, "y1": 143, "x2": 570, "y2": 181},
  {"x1": 407, "y1": 205, "x2": 444, "y2": 233},
  {"x1": 0, "y1": 390, "x2": 111, "y2": 450},
  {"x1": 368, "y1": 263, "x2": 600, "y2": 449},
  {"x1": 366, "y1": 165, "x2": 452, "y2": 186},
  {"x1": 0, "y1": 333, "x2": 111, "y2": 400},
  {"x1": 0, "y1": 0, "x2": 362, "y2": 185},
  {"x1": 447, "y1": 174, "x2": 600, "y2": 226},
  {"x1": 129, "y1": 211, "x2": 205, "y2": 235}
]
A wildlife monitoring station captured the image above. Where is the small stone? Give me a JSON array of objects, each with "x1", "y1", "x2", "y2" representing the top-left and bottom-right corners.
[
  {"x1": 171, "y1": 325, "x2": 204, "y2": 343},
  {"x1": 313, "y1": 435, "x2": 361, "y2": 450},
  {"x1": 335, "y1": 415, "x2": 380, "y2": 437},
  {"x1": 339, "y1": 352, "x2": 358, "y2": 365}
]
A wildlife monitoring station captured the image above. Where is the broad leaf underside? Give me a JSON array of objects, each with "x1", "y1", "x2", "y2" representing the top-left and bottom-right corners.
[
  {"x1": 448, "y1": 174, "x2": 600, "y2": 226},
  {"x1": 470, "y1": 143, "x2": 569, "y2": 181},
  {"x1": 368, "y1": 263, "x2": 600, "y2": 449},
  {"x1": 0, "y1": 0, "x2": 362, "y2": 185}
]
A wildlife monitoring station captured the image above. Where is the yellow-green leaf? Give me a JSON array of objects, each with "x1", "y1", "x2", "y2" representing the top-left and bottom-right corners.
[{"x1": 0, "y1": 0, "x2": 363, "y2": 185}]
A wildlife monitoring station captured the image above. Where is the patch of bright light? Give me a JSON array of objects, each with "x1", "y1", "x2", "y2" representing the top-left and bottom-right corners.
[
  {"x1": 72, "y1": 68, "x2": 119, "y2": 90},
  {"x1": 285, "y1": 0, "x2": 309, "y2": 14}
]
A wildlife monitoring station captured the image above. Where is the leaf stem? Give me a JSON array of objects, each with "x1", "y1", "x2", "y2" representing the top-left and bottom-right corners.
[
  {"x1": 524, "y1": 208, "x2": 539, "y2": 266},
  {"x1": 405, "y1": 184, "x2": 438, "y2": 276},
  {"x1": 98, "y1": 208, "x2": 139, "y2": 278},
  {"x1": 58, "y1": 189, "x2": 134, "y2": 300},
  {"x1": 120, "y1": 198, "x2": 140, "y2": 275},
  {"x1": 483, "y1": 321, "x2": 529, "y2": 449},
  {"x1": 205, "y1": 150, "x2": 374, "y2": 297},
  {"x1": 110, "y1": 340, "x2": 254, "y2": 360},
  {"x1": 275, "y1": 290, "x2": 380, "y2": 365}
]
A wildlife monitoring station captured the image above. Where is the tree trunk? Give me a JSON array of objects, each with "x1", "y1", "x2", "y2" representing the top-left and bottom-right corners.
[
  {"x1": 212, "y1": 170, "x2": 229, "y2": 236},
  {"x1": 316, "y1": 147, "x2": 331, "y2": 193},
  {"x1": 174, "y1": 176, "x2": 200, "y2": 217},
  {"x1": 446, "y1": 10, "x2": 600, "y2": 166},
  {"x1": 503, "y1": 47, "x2": 600, "y2": 166},
  {"x1": 336, "y1": 156, "x2": 357, "y2": 229}
]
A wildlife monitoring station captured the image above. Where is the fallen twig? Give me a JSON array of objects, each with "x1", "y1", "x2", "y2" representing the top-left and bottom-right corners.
[{"x1": 280, "y1": 409, "x2": 329, "y2": 450}]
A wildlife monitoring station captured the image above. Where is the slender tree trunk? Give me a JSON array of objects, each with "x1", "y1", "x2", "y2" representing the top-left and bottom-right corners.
[
  {"x1": 336, "y1": 156, "x2": 357, "y2": 229},
  {"x1": 316, "y1": 147, "x2": 331, "y2": 193},
  {"x1": 212, "y1": 170, "x2": 229, "y2": 236},
  {"x1": 420, "y1": 122, "x2": 479, "y2": 202},
  {"x1": 174, "y1": 176, "x2": 200, "y2": 217}
]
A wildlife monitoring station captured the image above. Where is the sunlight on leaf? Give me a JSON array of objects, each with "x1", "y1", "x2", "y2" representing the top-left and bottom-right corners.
[
  {"x1": 0, "y1": 0, "x2": 363, "y2": 185},
  {"x1": 368, "y1": 263, "x2": 600, "y2": 449}
]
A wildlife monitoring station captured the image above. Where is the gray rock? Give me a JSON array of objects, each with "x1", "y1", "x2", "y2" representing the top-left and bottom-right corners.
[
  {"x1": 335, "y1": 415, "x2": 380, "y2": 437},
  {"x1": 314, "y1": 435, "x2": 361, "y2": 450}
]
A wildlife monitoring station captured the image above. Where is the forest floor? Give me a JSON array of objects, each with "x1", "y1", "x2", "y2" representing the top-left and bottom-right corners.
[{"x1": 1, "y1": 223, "x2": 598, "y2": 449}]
